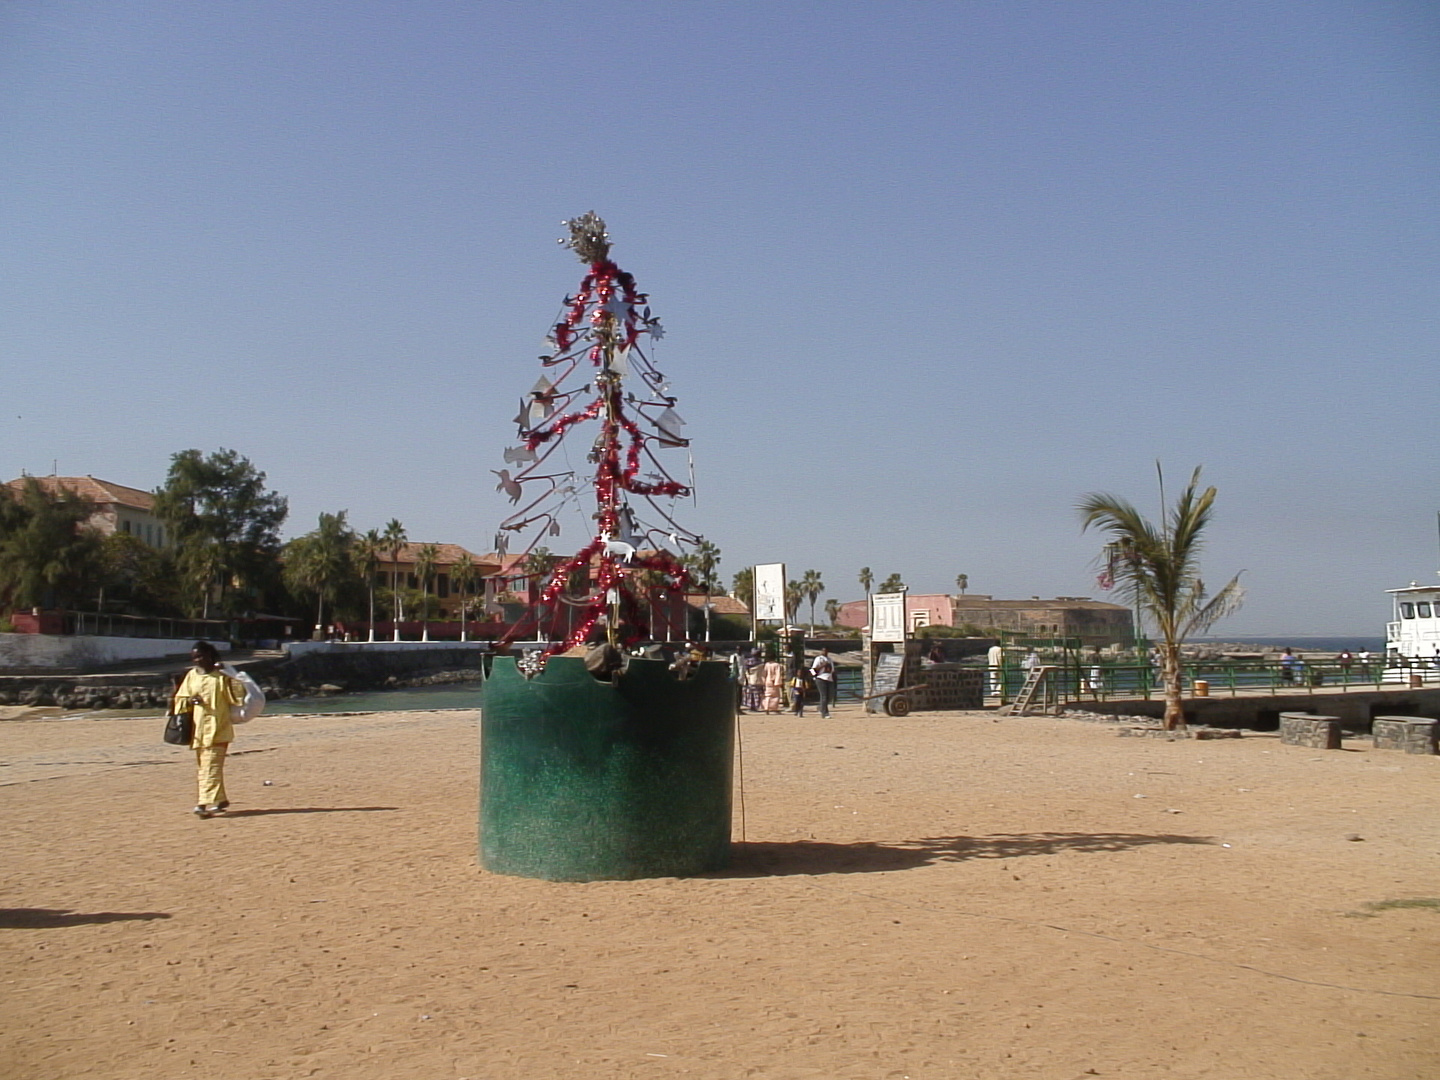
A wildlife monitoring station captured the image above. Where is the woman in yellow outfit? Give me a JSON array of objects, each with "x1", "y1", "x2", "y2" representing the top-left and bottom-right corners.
[{"x1": 172, "y1": 640, "x2": 245, "y2": 818}]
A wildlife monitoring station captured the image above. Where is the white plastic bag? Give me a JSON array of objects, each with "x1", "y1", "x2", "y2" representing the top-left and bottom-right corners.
[{"x1": 222, "y1": 664, "x2": 267, "y2": 723}]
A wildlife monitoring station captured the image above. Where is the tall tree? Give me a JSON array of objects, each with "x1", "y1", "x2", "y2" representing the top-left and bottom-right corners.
[
  {"x1": 955, "y1": 573, "x2": 968, "y2": 595},
  {"x1": 153, "y1": 449, "x2": 288, "y2": 617},
  {"x1": 98, "y1": 532, "x2": 178, "y2": 616},
  {"x1": 283, "y1": 511, "x2": 357, "y2": 635},
  {"x1": 632, "y1": 565, "x2": 669, "y2": 639},
  {"x1": 878, "y1": 573, "x2": 906, "y2": 593},
  {"x1": 682, "y1": 539, "x2": 722, "y2": 640},
  {"x1": 1079, "y1": 465, "x2": 1244, "y2": 730},
  {"x1": 858, "y1": 566, "x2": 873, "y2": 599},
  {"x1": 452, "y1": 555, "x2": 480, "y2": 641},
  {"x1": 0, "y1": 477, "x2": 104, "y2": 611},
  {"x1": 381, "y1": 519, "x2": 407, "y2": 639},
  {"x1": 784, "y1": 579, "x2": 803, "y2": 625},
  {"x1": 824, "y1": 597, "x2": 841, "y2": 627},
  {"x1": 730, "y1": 567, "x2": 754, "y2": 612},
  {"x1": 800, "y1": 569, "x2": 824, "y2": 634},
  {"x1": 414, "y1": 543, "x2": 440, "y2": 641},
  {"x1": 355, "y1": 529, "x2": 385, "y2": 641}
]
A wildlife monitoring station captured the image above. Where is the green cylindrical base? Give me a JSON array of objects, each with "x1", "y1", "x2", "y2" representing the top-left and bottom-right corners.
[{"x1": 480, "y1": 655, "x2": 735, "y2": 881}]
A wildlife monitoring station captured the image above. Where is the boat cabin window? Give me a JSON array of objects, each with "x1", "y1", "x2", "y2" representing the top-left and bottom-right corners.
[
  {"x1": 1400, "y1": 602, "x2": 1415, "y2": 618},
  {"x1": 1419, "y1": 602, "x2": 1433, "y2": 618}
]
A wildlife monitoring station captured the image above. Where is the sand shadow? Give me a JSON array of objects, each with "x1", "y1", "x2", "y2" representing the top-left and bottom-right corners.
[
  {"x1": 223, "y1": 806, "x2": 399, "y2": 817},
  {"x1": 717, "y1": 831, "x2": 1217, "y2": 877},
  {"x1": 0, "y1": 907, "x2": 172, "y2": 928}
]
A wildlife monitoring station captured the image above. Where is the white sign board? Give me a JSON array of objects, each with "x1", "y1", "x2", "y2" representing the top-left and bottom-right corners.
[
  {"x1": 870, "y1": 591, "x2": 907, "y2": 643},
  {"x1": 753, "y1": 563, "x2": 786, "y2": 621}
]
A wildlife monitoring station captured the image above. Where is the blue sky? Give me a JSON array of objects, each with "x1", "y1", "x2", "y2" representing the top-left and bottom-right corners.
[{"x1": 3, "y1": 1, "x2": 1437, "y2": 634}]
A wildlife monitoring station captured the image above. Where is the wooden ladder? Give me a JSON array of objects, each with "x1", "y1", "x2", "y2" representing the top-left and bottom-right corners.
[{"x1": 1004, "y1": 665, "x2": 1055, "y2": 716}]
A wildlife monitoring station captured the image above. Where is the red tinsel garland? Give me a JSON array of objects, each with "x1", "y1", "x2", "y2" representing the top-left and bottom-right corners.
[{"x1": 495, "y1": 229, "x2": 697, "y2": 667}]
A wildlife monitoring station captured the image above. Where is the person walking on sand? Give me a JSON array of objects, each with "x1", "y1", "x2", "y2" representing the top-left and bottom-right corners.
[
  {"x1": 172, "y1": 640, "x2": 245, "y2": 818},
  {"x1": 811, "y1": 646, "x2": 836, "y2": 718},
  {"x1": 742, "y1": 649, "x2": 764, "y2": 713},
  {"x1": 789, "y1": 663, "x2": 813, "y2": 717},
  {"x1": 761, "y1": 654, "x2": 785, "y2": 714}
]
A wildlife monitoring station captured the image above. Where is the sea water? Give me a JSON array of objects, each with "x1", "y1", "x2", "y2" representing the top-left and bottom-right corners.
[
  {"x1": 1192, "y1": 636, "x2": 1386, "y2": 653},
  {"x1": 268, "y1": 681, "x2": 483, "y2": 715}
]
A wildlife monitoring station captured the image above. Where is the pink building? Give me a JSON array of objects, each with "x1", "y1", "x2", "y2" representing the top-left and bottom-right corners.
[{"x1": 838, "y1": 593, "x2": 1133, "y2": 646}]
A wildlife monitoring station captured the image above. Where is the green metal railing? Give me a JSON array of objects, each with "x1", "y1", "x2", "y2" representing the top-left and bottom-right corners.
[{"x1": 988, "y1": 658, "x2": 1424, "y2": 703}]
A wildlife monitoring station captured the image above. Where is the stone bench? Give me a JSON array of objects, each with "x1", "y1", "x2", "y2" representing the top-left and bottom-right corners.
[
  {"x1": 1279, "y1": 712, "x2": 1342, "y2": 750},
  {"x1": 1372, "y1": 716, "x2": 1439, "y2": 755}
]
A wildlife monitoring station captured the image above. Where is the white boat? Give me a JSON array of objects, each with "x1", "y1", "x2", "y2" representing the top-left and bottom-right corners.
[{"x1": 1385, "y1": 577, "x2": 1440, "y2": 680}]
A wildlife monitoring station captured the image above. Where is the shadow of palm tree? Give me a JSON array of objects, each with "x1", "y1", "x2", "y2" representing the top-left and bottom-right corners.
[
  {"x1": 717, "y1": 831, "x2": 1216, "y2": 877},
  {"x1": 223, "y1": 806, "x2": 399, "y2": 817},
  {"x1": 0, "y1": 908, "x2": 171, "y2": 928}
]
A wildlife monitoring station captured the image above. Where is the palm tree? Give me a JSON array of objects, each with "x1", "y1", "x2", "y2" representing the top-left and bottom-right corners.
[
  {"x1": 731, "y1": 567, "x2": 754, "y2": 612},
  {"x1": 186, "y1": 542, "x2": 225, "y2": 620},
  {"x1": 800, "y1": 569, "x2": 824, "y2": 634},
  {"x1": 355, "y1": 529, "x2": 384, "y2": 641},
  {"x1": 1079, "y1": 465, "x2": 1244, "y2": 731},
  {"x1": 629, "y1": 565, "x2": 668, "y2": 640},
  {"x1": 283, "y1": 511, "x2": 356, "y2": 636},
  {"x1": 521, "y1": 546, "x2": 561, "y2": 639},
  {"x1": 784, "y1": 579, "x2": 803, "y2": 626},
  {"x1": 858, "y1": 566, "x2": 873, "y2": 601},
  {"x1": 414, "y1": 543, "x2": 440, "y2": 641},
  {"x1": 683, "y1": 539, "x2": 721, "y2": 641},
  {"x1": 452, "y1": 555, "x2": 480, "y2": 641},
  {"x1": 382, "y1": 519, "x2": 406, "y2": 640},
  {"x1": 0, "y1": 478, "x2": 103, "y2": 613},
  {"x1": 824, "y1": 597, "x2": 840, "y2": 627},
  {"x1": 879, "y1": 573, "x2": 906, "y2": 593},
  {"x1": 955, "y1": 573, "x2": 968, "y2": 596}
]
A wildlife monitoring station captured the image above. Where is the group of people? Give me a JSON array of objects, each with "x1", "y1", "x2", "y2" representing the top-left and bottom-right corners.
[
  {"x1": 169, "y1": 636, "x2": 844, "y2": 819},
  {"x1": 733, "y1": 646, "x2": 837, "y2": 718},
  {"x1": 1279, "y1": 648, "x2": 1374, "y2": 685}
]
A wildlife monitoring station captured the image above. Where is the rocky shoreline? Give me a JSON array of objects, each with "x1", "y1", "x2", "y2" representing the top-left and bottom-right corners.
[{"x1": 0, "y1": 648, "x2": 486, "y2": 712}]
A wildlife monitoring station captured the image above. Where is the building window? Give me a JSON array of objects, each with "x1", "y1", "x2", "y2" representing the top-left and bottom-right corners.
[
  {"x1": 122, "y1": 520, "x2": 131, "y2": 534},
  {"x1": 1419, "y1": 602, "x2": 1433, "y2": 618},
  {"x1": 437, "y1": 575, "x2": 450, "y2": 599}
]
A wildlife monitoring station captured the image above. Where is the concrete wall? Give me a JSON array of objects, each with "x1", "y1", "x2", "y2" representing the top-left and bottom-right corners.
[
  {"x1": 283, "y1": 640, "x2": 493, "y2": 660},
  {"x1": 0, "y1": 633, "x2": 227, "y2": 672},
  {"x1": 1089, "y1": 687, "x2": 1440, "y2": 731}
]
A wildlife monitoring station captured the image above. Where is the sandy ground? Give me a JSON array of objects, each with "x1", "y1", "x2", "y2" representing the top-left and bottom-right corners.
[{"x1": 2, "y1": 702, "x2": 1437, "y2": 1080}]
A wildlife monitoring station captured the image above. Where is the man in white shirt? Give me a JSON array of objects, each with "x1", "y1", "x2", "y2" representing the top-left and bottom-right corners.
[
  {"x1": 987, "y1": 643, "x2": 1004, "y2": 697},
  {"x1": 810, "y1": 647, "x2": 836, "y2": 719}
]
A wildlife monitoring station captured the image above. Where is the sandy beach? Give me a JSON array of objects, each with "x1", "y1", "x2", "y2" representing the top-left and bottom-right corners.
[{"x1": 2, "y1": 702, "x2": 1436, "y2": 1080}]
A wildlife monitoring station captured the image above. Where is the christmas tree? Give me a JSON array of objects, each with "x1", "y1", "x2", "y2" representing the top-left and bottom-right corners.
[{"x1": 493, "y1": 214, "x2": 700, "y2": 665}]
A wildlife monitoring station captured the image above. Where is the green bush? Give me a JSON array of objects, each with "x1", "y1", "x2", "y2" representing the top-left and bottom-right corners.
[{"x1": 914, "y1": 624, "x2": 988, "y2": 638}]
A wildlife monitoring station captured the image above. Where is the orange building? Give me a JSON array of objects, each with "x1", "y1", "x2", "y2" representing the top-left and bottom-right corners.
[{"x1": 371, "y1": 543, "x2": 500, "y2": 621}]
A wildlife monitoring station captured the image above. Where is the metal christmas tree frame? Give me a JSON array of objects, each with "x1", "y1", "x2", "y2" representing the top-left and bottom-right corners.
[{"x1": 493, "y1": 214, "x2": 700, "y2": 665}]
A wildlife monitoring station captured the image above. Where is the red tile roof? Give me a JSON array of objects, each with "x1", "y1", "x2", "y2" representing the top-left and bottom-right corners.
[
  {"x1": 4, "y1": 475, "x2": 156, "y2": 511},
  {"x1": 377, "y1": 542, "x2": 499, "y2": 572},
  {"x1": 686, "y1": 593, "x2": 749, "y2": 615}
]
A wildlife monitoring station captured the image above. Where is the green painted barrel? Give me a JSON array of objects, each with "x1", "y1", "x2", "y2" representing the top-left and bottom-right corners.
[{"x1": 480, "y1": 655, "x2": 735, "y2": 880}]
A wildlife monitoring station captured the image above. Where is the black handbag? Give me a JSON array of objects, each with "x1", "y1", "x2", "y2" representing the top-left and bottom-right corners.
[{"x1": 163, "y1": 709, "x2": 194, "y2": 746}]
